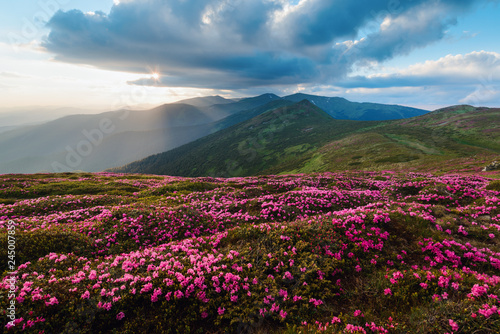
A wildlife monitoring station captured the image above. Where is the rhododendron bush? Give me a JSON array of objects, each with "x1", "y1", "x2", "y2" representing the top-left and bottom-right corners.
[{"x1": 1, "y1": 171, "x2": 499, "y2": 333}]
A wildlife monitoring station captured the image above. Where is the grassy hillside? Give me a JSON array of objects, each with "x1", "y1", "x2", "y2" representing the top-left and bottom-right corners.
[
  {"x1": 1, "y1": 171, "x2": 499, "y2": 333},
  {"x1": 209, "y1": 100, "x2": 295, "y2": 133},
  {"x1": 110, "y1": 100, "x2": 380, "y2": 176},
  {"x1": 289, "y1": 105, "x2": 500, "y2": 175},
  {"x1": 111, "y1": 103, "x2": 500, "y2": 177}
]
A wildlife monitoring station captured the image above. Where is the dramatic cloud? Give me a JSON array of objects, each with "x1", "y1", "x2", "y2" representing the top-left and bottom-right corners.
[{"x1": 42, "y1": 0, "x2": 489, "y2": 89}]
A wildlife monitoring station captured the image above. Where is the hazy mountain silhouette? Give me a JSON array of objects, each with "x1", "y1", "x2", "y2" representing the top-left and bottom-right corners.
[
  {"x1": 0, "y1": 95, "x2": 289, "y2": 173},
  {"x1": 0, "y1": 93, "x2": 431, "y2": 174}
]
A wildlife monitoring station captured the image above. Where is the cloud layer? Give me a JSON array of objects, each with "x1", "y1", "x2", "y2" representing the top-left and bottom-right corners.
[
  {"x1": 43, "y1": 0, "x2": 488, "y2": 90},
  {"x1": 340, "y1": 51, "x2": 500, "y2": 88}
]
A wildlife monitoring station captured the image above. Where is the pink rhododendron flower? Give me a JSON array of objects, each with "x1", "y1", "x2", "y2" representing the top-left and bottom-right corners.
[
  {"x1": 353, "y1": 309, "x2": 363, "y2": 317},
  {"x1": 449, "y1": 319, "x2": 459, "y2": 331},
  {"x1": 45, "y1": 297, "x2": 59, "y2": 306}
]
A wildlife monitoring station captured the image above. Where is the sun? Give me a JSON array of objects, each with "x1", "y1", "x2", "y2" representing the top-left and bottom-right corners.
[{"x1": 152, "y1": 72, "x2": 160, "y2": 80}]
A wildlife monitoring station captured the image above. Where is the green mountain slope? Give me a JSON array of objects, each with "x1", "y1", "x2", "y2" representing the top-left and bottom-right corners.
[
  {"x1": 283, "y1": 105, "x2": 500, "y2": 175},
  {"x1": 110, "y1": 104, "x2": 500, "y2": 176},
  {"x1": 208, "y1": 99, "x2": 295, "y2": 133},
  {"x1": 109, "y1": 100, "x2": 380, "y2": 176}
]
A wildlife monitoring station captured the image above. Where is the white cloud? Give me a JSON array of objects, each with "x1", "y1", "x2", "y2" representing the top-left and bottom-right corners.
[
  {"x1": 340, "y1": 51, "x2": 500, "y2": 87},
  {"x1": 403, "y1": 51, "x2": 500, "y2": 78}
]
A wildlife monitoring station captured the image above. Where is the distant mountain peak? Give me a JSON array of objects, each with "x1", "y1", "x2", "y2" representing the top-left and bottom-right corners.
[
  {"x1": 248, "y1": 93, "x2": 282, "y2": 100},
  {"x1": 283, "y1": 93, "x2": 428, "y2": 121},
  {"x1": 175, "y1": 95, "x2": 234, "y2": 108},
  {"x1": 284, "y1": 93, "x2": 346, "y2": 101},
  {"x1": 294, "y1": 98, "x2": 319, "y2": 108}
]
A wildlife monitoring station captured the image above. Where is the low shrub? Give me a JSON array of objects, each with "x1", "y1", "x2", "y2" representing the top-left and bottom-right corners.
[{"x1": 0, "y1": 228, "x2": 93, "y2": 273}]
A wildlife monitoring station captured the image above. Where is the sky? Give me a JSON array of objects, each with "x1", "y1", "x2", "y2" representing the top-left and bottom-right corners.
[{"x1": 0, "y1": 0, "x2": 499, "y2": 112}]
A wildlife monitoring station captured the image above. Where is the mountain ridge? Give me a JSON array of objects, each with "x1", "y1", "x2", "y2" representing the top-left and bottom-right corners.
[
  {"x1": 283, "y1": 93, "x2": 429, "y2": 120},
  {"x1": 109, "y1": 103, "x2": 500, "y2": 176},
  {"x1": 0, "y1": 93, "x2": 446, "y2": 174}
]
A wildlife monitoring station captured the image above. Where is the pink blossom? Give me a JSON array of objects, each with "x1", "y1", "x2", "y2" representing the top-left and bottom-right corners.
[
  {"x1": 309, "y1": 298, "x2": 323, "y2": 307},
  {"x1": 270, "y1": 303, "x2": 280, "y2": 312},
  {"x1": 449, "y1": 319, "x2": 459, "y2": 331},
  {"x1": 345, "y1": 324, "x2": 366, "y2": 333},
  {"x1": 174, "y1": 290, "x2": 184, "y2": 299},
  {"x1": 353, "y1": 309, "x2": 363, "y2": 317},
  {"x1": 471, "y1": 284, "x2": 488, "y2": 297},
  {"x1": 45, "y1": 297, "x2": 59, "y2": 306}
]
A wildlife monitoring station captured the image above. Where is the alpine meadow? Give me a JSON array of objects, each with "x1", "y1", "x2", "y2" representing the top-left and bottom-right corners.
[{"x1": 1, "y1": 0, "x2": 500, "y2": 333}]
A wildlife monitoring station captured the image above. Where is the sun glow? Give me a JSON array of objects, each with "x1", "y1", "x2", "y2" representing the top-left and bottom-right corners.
[{"x1": 152, "y1": 72, "x2": 160, "y2": 80}]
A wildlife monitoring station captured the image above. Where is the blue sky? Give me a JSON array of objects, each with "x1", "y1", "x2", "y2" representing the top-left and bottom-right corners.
[{"x1": 0, "y1": 0, "x2": 499, "y2": 111}]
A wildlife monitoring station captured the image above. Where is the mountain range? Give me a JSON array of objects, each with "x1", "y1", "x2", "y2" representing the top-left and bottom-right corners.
[
  {"x1": 283, "y1": 93, "x2": 426, "y2": 120},
  {"x1": 0, "y1": 94, "x2": 430, "y2": 174},
  {"x1": 0, "y1": 107, "x2": 101, "y2": 134},
  {"x1": 110, "y1": 102, "x2": 500, "y2": 177}
]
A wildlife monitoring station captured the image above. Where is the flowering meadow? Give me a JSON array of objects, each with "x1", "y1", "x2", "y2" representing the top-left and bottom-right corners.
[{"x1": 1, "y1": 171, "x2": 500, "y2": 333}]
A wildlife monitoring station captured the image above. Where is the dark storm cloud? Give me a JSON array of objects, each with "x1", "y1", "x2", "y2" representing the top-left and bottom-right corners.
[{"x1": 42, "y1": 0, "x2": 488, "y2": 89}]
